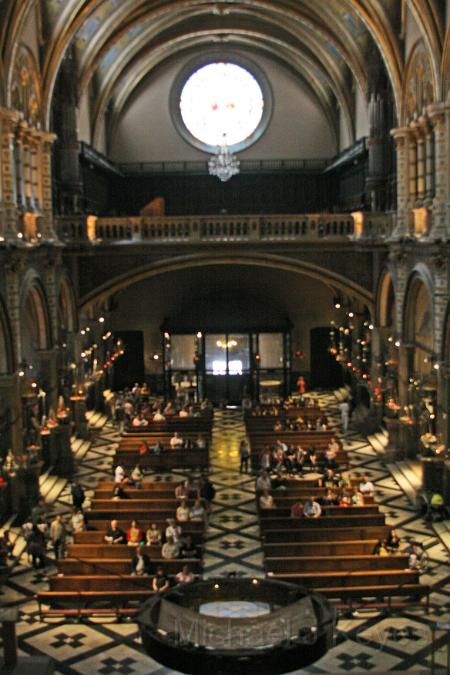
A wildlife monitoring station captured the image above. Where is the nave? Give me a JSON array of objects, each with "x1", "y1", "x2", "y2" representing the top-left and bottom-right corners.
[{"x1": 1, "y1": 393, "x2": 450, "y2": 673}]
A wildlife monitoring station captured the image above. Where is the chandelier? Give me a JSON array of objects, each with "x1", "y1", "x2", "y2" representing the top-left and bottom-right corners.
[{"x1": 208, "y1": 134, "x2": 240, "y2": 182}]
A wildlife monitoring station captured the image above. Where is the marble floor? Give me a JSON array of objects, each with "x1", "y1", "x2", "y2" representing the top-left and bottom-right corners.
[{"x1": 1, "y1": 396, "x2": 450, "y2": 674}]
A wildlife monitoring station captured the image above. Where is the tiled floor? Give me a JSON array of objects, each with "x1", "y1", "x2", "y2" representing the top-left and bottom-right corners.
[{"x1": 1, "y1": 395, "x2": 450, "y2": 673}]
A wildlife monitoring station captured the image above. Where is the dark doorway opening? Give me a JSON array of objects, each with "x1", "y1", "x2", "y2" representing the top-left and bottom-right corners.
[
  {"x1": 310, "y1": 327, "x2": 343, "y2": 389},
  {"x1": 113, "y1": 331, "x2": 145, "y2": 390}
]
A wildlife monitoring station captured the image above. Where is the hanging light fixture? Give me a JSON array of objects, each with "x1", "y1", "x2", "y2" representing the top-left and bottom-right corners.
[{"x1": 208, "y1": 134, "x2": 240, "y2": 182}]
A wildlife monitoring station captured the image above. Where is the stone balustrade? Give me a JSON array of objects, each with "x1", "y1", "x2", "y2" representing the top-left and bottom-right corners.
[{"x1": 55, "y1": 212, "x2": 396, "y2": 245}]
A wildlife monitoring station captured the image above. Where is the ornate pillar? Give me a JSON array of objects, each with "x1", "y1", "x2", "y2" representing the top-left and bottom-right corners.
[
  {"x1": 44, "y1": 249, "x2": 62, "y2": 348},
  {"x1": 0, "y1": 375, "x2": 23, "y2": 456},
  {"x1": 428, "y1": 103, "x2": 450, "y2": 240},
  {"x1": 0, "y1": 109, "x2": 20, "y2": 240},
  {"x1": 390, "y1": 128, "x2": 412, "y2": 238},
  {"x1": 407, "y1": 130, "x2": 417, "y2": 208},
  {"x1": 14, "y1": 123, "x2": 26, "y2": 213},
  {"x1": 412, "y1": 122, "x2": 425, "y2": 203},
  {"x1": 424, "y1": 118, "x2": 434, "y2": 204},
  {"x1": 38, "y1": 132, "x2": 57, "y2": 240}
]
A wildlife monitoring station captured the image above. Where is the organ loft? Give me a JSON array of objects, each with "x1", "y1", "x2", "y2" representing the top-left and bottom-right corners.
[{"x1": 0, "y1": 2, "x2": 449, "y2": 673}]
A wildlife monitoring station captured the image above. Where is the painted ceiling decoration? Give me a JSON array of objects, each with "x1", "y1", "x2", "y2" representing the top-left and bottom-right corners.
[{"x1": 0, "y1": 0, "x2": 446, "y2": 145}]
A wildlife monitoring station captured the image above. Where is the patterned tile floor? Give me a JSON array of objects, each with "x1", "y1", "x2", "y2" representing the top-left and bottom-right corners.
[{"x1": 1, "y1": 397, "x2": 450, "y2": 673}]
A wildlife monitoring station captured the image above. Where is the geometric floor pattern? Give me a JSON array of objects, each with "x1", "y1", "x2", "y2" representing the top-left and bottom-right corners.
[{"x1": 1, "y1": 396, "x2": 450, "y2": 673}]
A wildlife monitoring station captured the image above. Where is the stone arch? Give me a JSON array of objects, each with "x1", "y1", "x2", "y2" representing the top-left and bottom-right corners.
[
  {"x1": 376, "y1": 269, "x2": 396, "y2": 329},
  {"x1": 0, "y1": 293, "x2": 15, "y2": 374},
  {"x1": 442, "y1": 22, "x2": 450, "y2": 100},
  {"x1": 58, "y1": 274, "x2": 78, "y2": 338},
  {"x1": 19, "y1": 273, "x2": 51, "y2": 367},
  {"x1": 401, "y1": 40, "x2": 437, "y2": 126},
  {"x1": 403, "y1": 269, "x2": 434, "y2": 379},
  {"x1": 78, "y1": 252, "x2": 374, "y2": 313}
]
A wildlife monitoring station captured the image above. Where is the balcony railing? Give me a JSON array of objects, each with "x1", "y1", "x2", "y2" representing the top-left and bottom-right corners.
[{"x1": 56, "y1": 212, "x2": 395, "y2": 245}]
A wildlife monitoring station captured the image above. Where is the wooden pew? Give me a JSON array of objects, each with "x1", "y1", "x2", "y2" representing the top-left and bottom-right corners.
[
  {"x1": 262, "y1": 526, "x2": 391, "y2": 543},
  {"x1": 264, "y1": 554, "x2": 409, "y2": 574},
  {"x1": 114, "y1": 450, "x2": 208, "y2": 470},
  {"x1": 74, "y1": 529, "x2": 204, "y2": 545},
  {"x1": 259, "y1": 514, "x2": 386, "y2": 529},
  {"x1": 57, "y1": 558, "x2": 202, "y2": 576},
  {"x1": 267, "y1": 569, "x2": 420, "y2": 589},
  {"x1": 36, "y1": 590, "x2": 155, "y2": 621},
  {"x1": 258, "y1": 505, "x2": 380, "y2": 517},
  {"x1": 262, "y1": 540, "x2": 379, "y2": 557}
]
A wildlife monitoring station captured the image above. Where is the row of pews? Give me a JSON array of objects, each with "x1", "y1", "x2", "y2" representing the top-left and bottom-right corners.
[
  {"x1": 246, "y1": 404, "x2": 430, "y2": 614},
  {"x1": 37, "y1": 410, "x2": 212, "y2": 621},
  {"x1": 114, "y1": 412, "x2": 212, "y2": 471}
]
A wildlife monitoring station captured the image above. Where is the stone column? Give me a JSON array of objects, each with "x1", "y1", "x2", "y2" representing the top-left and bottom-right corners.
[
  {"x1": 38, "y1": 133, "x2": 57, "y2": 240},
  {"x1": 366, "y1": 93, "x2": 386, "y2": 211},
  {"x1": 390, "y1": 128, "x2": 412, "y2": 238},
  {"x1": 424, "y1": 118, "x2": 434, "y2": 204},
  {"x1": 429, "y1": 103, "x2": 450, "y2": 240},
  {"x1": 4, "y1": 252, "x2": 24, "y2": 365},
  {"x1": 407, "y1": 130, "x2": 417, "y2": 208},
  {"x1": 0, "y1": 375, "x2": 23, "y2": 456},
  {"x1": 412, "y1": 123, "x2": 425, "y2": 203},
  {"x1": 14, "y1": 123, "x2": 26, "y2": 213},
  {"x1": 0, "y1": 109, "x2": 20, "y2": 240}
]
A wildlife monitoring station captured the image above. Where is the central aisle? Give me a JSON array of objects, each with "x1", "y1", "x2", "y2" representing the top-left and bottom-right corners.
[{"x1": 202, "y1": 409, "x2": 265, "y2": 578}]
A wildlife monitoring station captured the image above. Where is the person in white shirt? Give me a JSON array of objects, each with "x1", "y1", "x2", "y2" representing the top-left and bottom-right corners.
[
  {"x1": 153, "y1": 409, "x2": 166, "y2": 422},
  {"x1": 303, "y1": 499, "x2": 322, "y2": 518},
  {"x1": 170, "y1": 432, "x2": 184, "y2": 448},
  {"x1": 132, "y1": 412, "x2": 148, "y2": 427},
  {"x1": 359, "y1": 475, "x2": 375, "y2": 496},
  {"x1": 190, "y1": 498, "x2": 206, "y2": 522},
  {"x1": 165, "y1": 519, "x2": 182, "y2": 543},
  {"x1": 114, "y1": 465, "x2": 127, "y2": 483},
  {"x1": 179, "y1": 408, "x2": 189, "y2": 418},
  {"x1": 256, "y1": 471, "x2": 272, "y2": 492},
  {"x1": 259, "y1": 490, "x2": 274, "y2": 509}
]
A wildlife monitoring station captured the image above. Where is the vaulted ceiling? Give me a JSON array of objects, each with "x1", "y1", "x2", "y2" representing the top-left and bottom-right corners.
[{"x1": 0, "y1": 1, "x2": 446, "y2": 143}]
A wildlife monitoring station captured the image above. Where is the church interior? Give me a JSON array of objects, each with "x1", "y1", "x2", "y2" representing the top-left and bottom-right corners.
[{"x1": 0, "y1": 1, "x2": 450, "y2": 673}]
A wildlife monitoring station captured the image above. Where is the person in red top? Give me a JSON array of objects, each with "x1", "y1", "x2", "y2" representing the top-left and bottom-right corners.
[{"x1": 297, "y1": 376, "x2": 306, "y2": 394}]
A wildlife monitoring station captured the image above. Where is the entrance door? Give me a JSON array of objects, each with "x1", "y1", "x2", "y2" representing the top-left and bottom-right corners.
[
  {"x1": 310, "y1": 327, "x2": 343, "y2": 389},
  {"x1": 204, "y1": 334, "x2": 250, "y2": 404}
]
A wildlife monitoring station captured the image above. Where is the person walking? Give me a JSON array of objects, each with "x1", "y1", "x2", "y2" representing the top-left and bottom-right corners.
[
  {"x1": 239, "y1": 439, "x2": 250, "y2": 473},
  {"x1": 339, "y1": 399, "x2": 350, "y2": 433},
  {"x1": 50, "y1": 514, "x2": 66, "y2": 560}
]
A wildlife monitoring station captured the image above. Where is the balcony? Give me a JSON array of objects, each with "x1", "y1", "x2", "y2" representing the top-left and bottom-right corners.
[{"x1": 56, "y1": 212, "x2": 394, "y2": 246}]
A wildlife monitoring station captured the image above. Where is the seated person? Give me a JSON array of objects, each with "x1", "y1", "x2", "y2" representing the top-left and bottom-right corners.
[
  {"x1": 323, "y1": 468, "x2": 339, "y2": 487},
  {"x1": 71, "y1": 508, "x2": 86, "y2": 533},
  {"x1": 190, "y1": 498, "x2": 206, "y2": 522},
  {"x1": 359, "y1": 475, "x2": 375, "y2": 496},
  {"x1": 139, "y1": 442, "x2": 150, "y2": 456},
  {"x1": 112, "y1": 485, "x2": 129, "y2": 500},
  {"x1": 127, "y1": 519, "x2": 144, "y2": 546},
  {"x1": 320, "y1": 489, "x2": 339, "y2": 506},
  {"x1": 131, "y1": 463, "x2": 144, "y2": 487},
  {"x1": 328, "y1": 437, "x2": 340, "y2": 454},
  {"x1": 259, "y1": 490, "x2": 274, "y2": 509},
  {"x1": 162, "y1": 535, "x2": 180, "y2": 559},
  {"x1": 373, "y1": 539, "x2": 390, "y2": 556},
  {"x1": 260, "y1": 447, "x2": 272, "y2": 471},
  {"x1": 146, "y1": 523, "x2": 162, "y2": 545},
  {"x1": 175, "y1": 564, "x2": 194, "y2": 584},
  {"x1": 165, "y1": 519, "x2": 182, "y2": 543},
  {"x1": 163, "y1": 402, "x2": 176, "y2": 417},
  {"x1": 175, "y1": 481, "x2": 190, "y2": 500},
  {"x1": 196, "y1": 435, "x2": 207, "y2": 449},
  {"x1": 290, "y1": 501, "x2": 304, "y2": 518},
  {"x1": 256, "y1": 470, "x2": 272, "y2": 492},
  {"x1": 170, "y1": 432, "x2": 184, "y2": 448},
  {"x1": 152, "y1": 409, "x2": 166, "y2": 422},
  {"x1": 152, "y1": 441, "x2": 164, "y2": 455},
  {"x1": 104, "y1": 520, "x2": 125, "y2": 544},
  {"x1": 351, "y1": 488, "x2": 365, "y2": 505},
  {"x1": 114, "y1": 465, "x2": 128, "y2": 484},
  {"x1": 152, "y1": 565, "x2": 170, "y2": 592},
  {"x1": 408, "y1": 542, "x2": 428, "y2": 572},
  {"x1": 307, "y1": 450, "x2": 320, "y2": 471},
  {"x1": 386, "y1": 528, "x2": 401, "y2": 553},
  {"x1": 179, "y1": 407, "x2": 189, "y2": 418},
  {"x1": 180, "y1": 535, "x2": 198, "y2": 558},
  {"x1": 273, "y1": 420, "x2": 284, "y2": 432},
  {"x1": 132, "y1": 411, "x2": 149, "y2": 428},
  {"x1": 430, "y1": 492, "x2": 446, "y2": 521},
  {"x1": 176, "y1": 499, "x2": 190, "y2": 522},
  {"x1": 339, "y1": 494, "x2": 353, "y2": 507},
  {"x1": 303, "y1": 498, "x2": 321, "y2": 519},
  {"x1": 131, "y1": 548, "x2": 151, "y2": 576}
]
